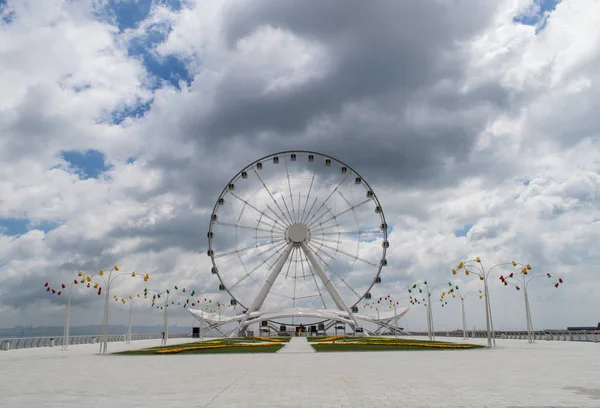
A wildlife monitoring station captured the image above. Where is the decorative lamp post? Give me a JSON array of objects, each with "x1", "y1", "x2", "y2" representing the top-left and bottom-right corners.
[
  {"x1": 499, "y1": 264, "x2": 563, "y2": 343},
  {"x1": 113, "y1": 292, "x2": 144, "y2": 344},
  {"x1": 147, "y1": 286, "x2": 198, "y2": 346},
  {"x1": 88, "y1": 266, "x2": 149, "y2": 354},
  {"x1": 408, "y1": 281, "x2": 451, "y2": 341},
  {"x1": 44, "y1": 275, "x2": 100, "y2": 350},
  {"x1": 440, "y1": 284, "x2": 482, "y2": 339},
  {"x1": 452, "y1": 257, "x2": 531, "y2": 348}
]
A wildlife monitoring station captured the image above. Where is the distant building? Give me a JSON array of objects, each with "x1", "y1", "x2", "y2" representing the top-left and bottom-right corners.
[{"x1": 567, "y1": 322, "x2": 600, "y2": 331}]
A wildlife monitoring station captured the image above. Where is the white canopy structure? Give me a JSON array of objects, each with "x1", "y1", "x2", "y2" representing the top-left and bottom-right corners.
[{"x1": 189, "y1": 306, "x2": 409, "y2": 336}]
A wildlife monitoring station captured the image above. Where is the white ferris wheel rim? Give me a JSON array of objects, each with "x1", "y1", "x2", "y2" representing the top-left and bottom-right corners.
[{"x1": 207, "y1": 150, "x2": 388, "y2": 312}]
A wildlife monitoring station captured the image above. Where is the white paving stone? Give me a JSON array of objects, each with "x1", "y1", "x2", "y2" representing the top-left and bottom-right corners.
[
  {"x1": 0, "y1": 336, "x2": 599, "y2": 407},
  {"x1": 278, "y1": 337, "x2": 315, "y2": 353}
]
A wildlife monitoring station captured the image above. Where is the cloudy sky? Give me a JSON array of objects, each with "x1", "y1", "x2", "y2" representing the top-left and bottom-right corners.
[{"x1": 1, "y1": 0, "x2": 599, "y2": 333}]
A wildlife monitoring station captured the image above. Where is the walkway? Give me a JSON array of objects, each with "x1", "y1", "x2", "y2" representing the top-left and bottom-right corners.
[
  {"x1": 277, "y1": 336, "x2": 315, "y2": 353},
  {"x1": 1, "y1": 337, "x2": 599, "y2": 407}
]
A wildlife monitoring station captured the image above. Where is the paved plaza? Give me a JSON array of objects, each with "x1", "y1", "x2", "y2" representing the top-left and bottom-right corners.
[{"x1": 1, "y1": 336, "x2": 599, "y2": 408}]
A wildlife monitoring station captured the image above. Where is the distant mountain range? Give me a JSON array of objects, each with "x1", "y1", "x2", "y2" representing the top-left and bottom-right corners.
[{"x1": 0, "y1": 324, "x2": 192, "y2": 338}]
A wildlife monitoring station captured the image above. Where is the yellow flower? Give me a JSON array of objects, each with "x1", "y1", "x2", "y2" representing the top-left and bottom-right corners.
[
  {"x1": 475, "y1": 257, "x2": 481, "y2": 262},
  {"x1": 114, "y1": 265, "x2": 119, "y2": 271},
  {"x1": 457, "y1": 262, "x2": 464, "y2": 269},
  {"x1": 78, "y1": 271, "x2": 83, "y2": 276},
  {"x1": 451, "y1": 269, "x2": 457, "y2": 275}
]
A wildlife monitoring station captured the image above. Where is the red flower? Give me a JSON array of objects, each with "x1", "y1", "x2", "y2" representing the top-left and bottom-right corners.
[
  {"x1": 509, "y1": 273, "x2": 514, "y2": 278},
  {"x1": 46, "y1": 287, "x2": 50, "y2": 292},
  {"x1": 554, "y1": 283, "x2": 559, "y2": 288},
  {"x1": 87, "y1": 283, "x2": 90, "y2": 288},
  {"x1": 191, "y1": 303, "x2": 195, "y2": 306},
  {"x1": 97, "y1": 288, "x2": 102, "y2": 295},
  {"x1": 61, "y1": 283, "x2": 66, "y2": 289},
  {"x1": 74, "y1": 279, "x2": 78, "y2": 284},
  {"x1": 546, "y1": 273, "x2": 551, "y2": 278},
  {"x1": 44, "y1": 282, "x2": 49, "y2": 287},
  {"x1": 57, "y1": 291, "x2": 61, "y2": 296},
  {"x1": 516, "y1": 286, "x2": 520, "y2": 290},
  {"x1": 51, "y1": 289, "x2": 56, "y2": 294},
  {"x1": 558, "y1": 278, "x2": 563, "y2": 283}
]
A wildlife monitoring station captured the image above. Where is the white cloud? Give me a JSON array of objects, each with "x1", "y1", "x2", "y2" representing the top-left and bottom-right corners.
[{"x1": 1, "y1": 0, "x2": 599, "y2": 334}]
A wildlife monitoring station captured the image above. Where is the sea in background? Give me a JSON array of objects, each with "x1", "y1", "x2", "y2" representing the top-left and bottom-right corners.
[{"x1": 0, "y1": 325, "x2": 192, "y2": 339}]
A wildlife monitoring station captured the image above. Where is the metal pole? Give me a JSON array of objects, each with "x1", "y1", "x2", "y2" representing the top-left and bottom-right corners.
[
  {"x1": 524, "y1": 285, "x2": 534, "y2": 343},
  {"x1": 461, "y1": 297, "x2": 467, "y2": 339},
  {"x1": 99, "y1": 286, "x2": 110, "y2": 354},
  {"x1": 200, "y1": 300, "x2": 204, "y2": 340},
  {"x1": 426, "y1": 291, "x2": 433, "y2": 341},
  {"x1": 394, "y1": 303, "x2": 398, "y2": 338},
  {"x1": 127, "y1": 301, "x2": 133, "y2": 344},
  {"x1": 63, "y1": 289, "x2": 72, "y2": 351},
  {"x1": 483, "y1": 281, "x2": 492, "y2": 348}
]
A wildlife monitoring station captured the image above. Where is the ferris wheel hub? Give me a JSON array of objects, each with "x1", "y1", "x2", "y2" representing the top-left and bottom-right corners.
[{"x1": 287, "y1": 223, "x2": 309, "y2": 244}]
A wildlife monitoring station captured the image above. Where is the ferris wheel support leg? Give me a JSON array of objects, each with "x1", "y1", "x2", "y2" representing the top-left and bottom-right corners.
[
  {"x1": 300, "y1": 242, "x2": 362, "y2": 330},
  {"x1": 237, "y1": 242, "x2": 294, "y2": 335}
]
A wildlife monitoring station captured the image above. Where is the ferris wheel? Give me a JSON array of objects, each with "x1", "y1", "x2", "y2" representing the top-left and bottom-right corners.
[{"x1": 207, "y1": 151, "x2": 388, "y2": 329}]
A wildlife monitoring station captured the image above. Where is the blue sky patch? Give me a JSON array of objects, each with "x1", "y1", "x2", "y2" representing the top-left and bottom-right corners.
[
  {"x1": 0, "y1": 218, "x2": 63, "y2": 236},
  {"x1": 61, "y1": 149, "x2": 113, "y2": 179},
  {"x1": 0, "y1": 0, "x2": 15, "y2": 24},
  {"x1": 96, "y1": 0, "x2": 183, "y2": 32},
  {"x1": 513, "y1": 0, "x2": 561, "y2": 33},
  {"x1": 453, "y1": 224, "x2": 473, "y2": 237},
  {"x1": 110, "y1": 99, "x2": 154, "y2": 124}
]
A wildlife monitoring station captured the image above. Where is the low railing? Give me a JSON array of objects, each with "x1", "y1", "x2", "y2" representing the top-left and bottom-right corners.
[
  {"x1": 0, "y1": 332, "x2": 192, "y2": 350},
  {"x1": 405, "y1": 330, "x2": 600, "y2": 343}
]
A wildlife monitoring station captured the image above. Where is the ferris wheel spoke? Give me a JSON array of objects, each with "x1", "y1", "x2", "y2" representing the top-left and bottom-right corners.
[
  {"x1": 301, "y1": 196, "x2": 318, "y2": 224},
  {"x1": 307, "y1": 198, "x2": 372, "y2": 230},
  {"x1": 315, "y1": 229, "x2": 384, "y2": 236},
  {"x1": 309, "y1": 240, "x2": 378, "y2": 267},
  {"x1": 301, "y1": 249, "x2": 328, "y2": 308},
  {"x1": 284, "y1": 158, "x2": 297, "y2": 223},
  {"x1": 309, "y1": 235, "x2": 343, "y2": 245},
  {"x1": 290, "y1": 248, "x2": 298, "y2": 306},
  {"x1": 284, "y1": 246, "x2": 297, "y2": 279},
  {"x1": 280, "y1": 196, "x2": 295, "y2": 227},
  {"x1": 229, "y1": 240, "x2": 288, "y2": 290},
  {"x1": 255, "y1": 216, "x2": 287, "y2": 234},
  {"x1": 230, "y1": 192, "x2": 288, "y2": 231},
  {"x1": 214, "y1": 238, "x2": 285, "y2": 259},
  {"x1": 214, "y1": 221, "x2": 279, "y2": 234},
  {"x1": 304, "y1": 174, "x2": 350, "y2": 225},
  {"x1": 301, "y1": 174, "x2": 315, "y2": 223},
  {"x1": 253, "y1": 168, "x2": 293, "y2": 226},
  {"x1": 265, "y1": 204, "x2": 291, "y2": 228},
  {"x1": 306, "y1": 241, "x2": 361, "y2": 298}
]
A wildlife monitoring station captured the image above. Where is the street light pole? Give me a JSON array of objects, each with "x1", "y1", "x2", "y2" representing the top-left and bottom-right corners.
[{"x1": 499, "y1": 268, "x2": 563, "y2": 344}]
